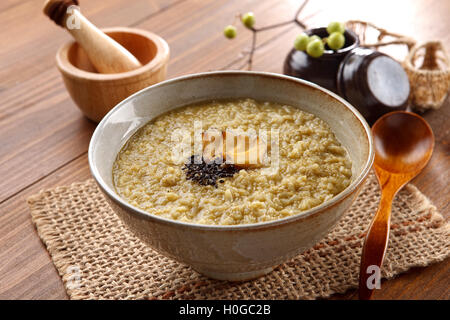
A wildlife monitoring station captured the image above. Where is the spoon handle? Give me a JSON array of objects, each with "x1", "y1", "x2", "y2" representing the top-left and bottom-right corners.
[{"x1": 358, "y1": 176, "x2": 396, "y2": 300}]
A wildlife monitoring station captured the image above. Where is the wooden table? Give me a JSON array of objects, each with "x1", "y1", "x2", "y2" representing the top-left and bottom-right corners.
[{"x1": 0, "y1": 0, "x2": 448, "y2": 300}]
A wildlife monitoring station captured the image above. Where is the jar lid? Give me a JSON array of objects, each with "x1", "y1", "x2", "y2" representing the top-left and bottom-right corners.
[{"x1": 337, "y1": 47, "x2": 410, "y2": 125}]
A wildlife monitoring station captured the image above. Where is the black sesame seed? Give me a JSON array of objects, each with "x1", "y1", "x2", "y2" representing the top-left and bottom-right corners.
[{"x1": 182, "y1": 155, "x2": 239, "y2": 186}]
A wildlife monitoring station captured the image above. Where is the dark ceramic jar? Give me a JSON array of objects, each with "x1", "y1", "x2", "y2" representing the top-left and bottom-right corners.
[
  {"x1": 283, "y1": 27, "x2": 410, "y2": 125},
  {"x1": 337, "y1": 47, "x2": 410, "y2": 125},
  {"x1": 283, "y1": 27, "x2": 360, "y2": 93}
]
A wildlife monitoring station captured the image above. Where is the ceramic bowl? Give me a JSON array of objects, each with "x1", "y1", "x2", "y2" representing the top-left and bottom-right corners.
[{"x1": 89, "y1": 71, "x2": 374, "y2": 281}]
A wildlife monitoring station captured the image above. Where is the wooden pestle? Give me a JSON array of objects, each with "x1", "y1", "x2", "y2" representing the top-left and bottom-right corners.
[{"x1": 43, "y1": 0, "x2": 142, "y2": 73}]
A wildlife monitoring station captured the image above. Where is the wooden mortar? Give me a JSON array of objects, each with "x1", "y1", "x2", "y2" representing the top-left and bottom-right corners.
[{"x1": 56, "y1": 27, "x2": 169, "y2": 122}]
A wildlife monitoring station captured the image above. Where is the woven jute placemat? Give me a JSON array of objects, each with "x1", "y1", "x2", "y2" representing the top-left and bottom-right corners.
[{"x1": 28, "y1": 173, "x2": 449, "y2": 300}]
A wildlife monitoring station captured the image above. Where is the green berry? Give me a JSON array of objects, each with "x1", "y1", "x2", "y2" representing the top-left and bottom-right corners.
[
  {"x1": 306, "y1": 39, "x2": 325, "y2": 58},
  {"x1": 223, "y1": 25, "x2": 237, "y2": 39},
  {"x1": 327, "y1": 21, "x2": 345, "y2": 35},
  {"x1": 308, "y1": 35, "x2": 321, "y2": 43},
  {"x1": 294, "y1": 33, "x2": 309, "y2": 51},
  {"x1": 241, "y1": 12, "x2": 255, "y2": 28},
  {"x1": 327, "y1": 32, "x2": 345, "y2": 50}
]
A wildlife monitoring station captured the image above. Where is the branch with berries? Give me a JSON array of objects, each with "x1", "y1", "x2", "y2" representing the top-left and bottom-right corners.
[{"x1": 222, "y1": 0, "x2": 350, "y2": 70}]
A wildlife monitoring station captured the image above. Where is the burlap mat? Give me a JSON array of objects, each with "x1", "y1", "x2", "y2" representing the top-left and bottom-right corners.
[{"x1": 28, "y1": 173, "x2": 449, "y2": 300}]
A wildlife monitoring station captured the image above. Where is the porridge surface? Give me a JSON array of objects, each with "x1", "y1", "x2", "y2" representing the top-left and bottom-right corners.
[{"x1": 113, "y1": 99, "x2": 352, "y2": 225}]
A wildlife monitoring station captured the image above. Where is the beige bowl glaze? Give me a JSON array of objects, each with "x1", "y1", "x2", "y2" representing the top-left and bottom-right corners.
[
  {"x1": 89, "y1": 71, "x2": 374, "y2": 281},
  {"x1": 57, "y1": 27, "x2": 170, "y2": 122}
]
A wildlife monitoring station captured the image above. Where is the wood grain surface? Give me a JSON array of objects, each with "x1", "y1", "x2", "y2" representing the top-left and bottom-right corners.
[{"x1": 0, "y1": 0, "x2": 448, "y2": 300}]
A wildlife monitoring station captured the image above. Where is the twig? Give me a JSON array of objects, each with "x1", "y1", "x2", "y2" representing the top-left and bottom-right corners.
[
  {"x1": 293, "y1": 0, "x2": 309, "y2": 28},
  {"x1": 232, "y1": 0, "x2": 310, "y2": 70},
  {"x1": 254, "y1": 19, "x2": 297, "y2": 32},
  {"x1": 247, "y1": 31, "x2": 257, "y2": 70},
  {"x1": 221, "y1": 26, "x2": 292, "y2": 70}
]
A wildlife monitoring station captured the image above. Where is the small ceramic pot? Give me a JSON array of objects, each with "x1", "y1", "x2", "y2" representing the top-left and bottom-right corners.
[
  {"x1": 283, "y1": 27, "x2": 360, "y2": 93},
  {"x1": 56, "y1": 27, "x2": 170, "y2": 122},
  {"x1": 337, "y1": 47, "x2": 410, "y2": 125}
]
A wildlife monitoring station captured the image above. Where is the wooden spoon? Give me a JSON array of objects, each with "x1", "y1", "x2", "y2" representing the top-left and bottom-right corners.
[{"x1": 358, "y1": 111, "x2": 434, "y2": 300}]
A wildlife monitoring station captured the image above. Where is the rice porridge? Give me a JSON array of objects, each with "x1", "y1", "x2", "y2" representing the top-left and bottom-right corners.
[{"x1": 113, "y1": 99, "x2": 352, "y2": 225}]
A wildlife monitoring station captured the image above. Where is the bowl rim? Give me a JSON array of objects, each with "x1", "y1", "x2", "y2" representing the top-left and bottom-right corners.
[
  {"x1": 89, "y1": 70, "x2": 374, "y2": 231},
  {"x1": 56, "y1": 27, "x2": 170, "y2": 82}
]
